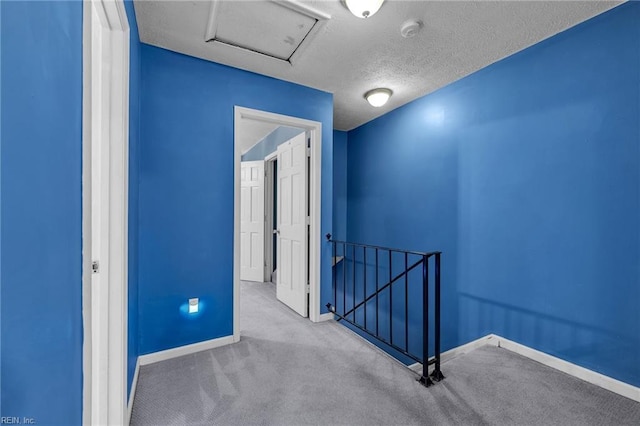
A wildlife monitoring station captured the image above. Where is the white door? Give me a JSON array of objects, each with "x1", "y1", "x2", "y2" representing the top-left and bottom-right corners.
[
  {"x1": 240, "y1": 161, "x2": 265, "y2": 282},
  {"x1": 276, "y1": 133, "x2": 308, "y2": 317}
]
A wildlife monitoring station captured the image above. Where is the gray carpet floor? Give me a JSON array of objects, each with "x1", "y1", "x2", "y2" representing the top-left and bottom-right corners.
[{"x1": 130, "y1": 281, "x2": 640, "y2": 425}]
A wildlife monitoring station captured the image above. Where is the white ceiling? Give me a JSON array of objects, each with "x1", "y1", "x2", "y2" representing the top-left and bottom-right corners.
[
  {"x1": 236, "y1": 118, "x2": 280, "y2": 154},
  {"x1": 135, "y1": 0, "x2": 622, "y2": 131}
]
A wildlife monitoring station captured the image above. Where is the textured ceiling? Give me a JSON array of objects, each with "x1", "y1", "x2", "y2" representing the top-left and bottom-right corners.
[{"x1": 135, "y1": 0, "x2": 622, "y2": 131}]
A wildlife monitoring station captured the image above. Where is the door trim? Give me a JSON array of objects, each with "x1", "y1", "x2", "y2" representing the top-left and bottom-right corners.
[
  {"x1": 233, "y1": 107, "x2": 323, "y2": 340},
  {"x1": 82, "y1": 0, "x2": 130, "y2": 424}
]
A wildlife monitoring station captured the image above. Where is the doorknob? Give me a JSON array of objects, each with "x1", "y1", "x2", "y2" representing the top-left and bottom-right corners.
[{"x1": 273, "y1": 229, "x2": 280, "y2": 235}]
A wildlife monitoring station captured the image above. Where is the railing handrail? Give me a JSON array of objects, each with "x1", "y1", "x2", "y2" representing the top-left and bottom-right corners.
[
  {"x1": 326, "y1": 234, "x2": 440, "y2": 257},
  {"x1": 327, "y1": 235, "x2": 444, "y2": 387}
]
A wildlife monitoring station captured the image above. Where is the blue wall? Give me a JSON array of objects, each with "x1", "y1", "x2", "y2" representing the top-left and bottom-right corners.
[
  {"x1": 333, "y1": 131, "x2": 348, "y2": 241},
  {"x1": 1, "y1": 1, "x2": 83, "y2": 424},
  {"x1": 125, "y1": 0, "x2": 141, "y2": 399},
  {"x1": 241, "y1": 126, "x2": 303, "y2": 161},
  {"x1": 346, "y1": 3, "x2": 640, "y2": 387},
  {"x1": 138, "y1": 45, "x2": 333, "y2": 354}
]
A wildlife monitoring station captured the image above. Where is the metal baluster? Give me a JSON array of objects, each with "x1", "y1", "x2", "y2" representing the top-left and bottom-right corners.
[
  {"x1": 389, "y1": 250, "x2": 393, "y2": 345},
  {"x1": 363, "y1": 247, "x2": 367, "y2": 330},
  {"x1": 375, "y1": 248, "x2": 379, "y2": 335},
  {"x1": 352, "y1": 244, "x2": 356, "y2": 322},
  {"x1": 405, "y1": 252, "x2": 409, "y2": 353},
  {"x1": 343, "y1": 243, "x2": 346, "y2": 316},
  {"x1": 332, "y1": 241, "x2": 336, "y2": 312}
]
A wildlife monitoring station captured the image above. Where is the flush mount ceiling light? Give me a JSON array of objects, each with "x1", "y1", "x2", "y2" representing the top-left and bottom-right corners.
[
  {"x1": 345, "y1": 0, "x2": 385, "y2": 19},
  {"x1": 365, "y1": 88, "x2": 392, "y2": 107},
  {"x1": 400, "y1": 19, "x2": 423, "y2": 38}
]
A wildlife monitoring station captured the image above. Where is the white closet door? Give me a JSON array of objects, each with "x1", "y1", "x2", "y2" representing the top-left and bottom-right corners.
[{"x1": 240, "y1": 161, "x2": 265, "y2": 282}]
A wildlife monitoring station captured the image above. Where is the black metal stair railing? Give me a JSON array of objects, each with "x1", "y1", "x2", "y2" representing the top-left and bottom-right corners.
[{"x1": 326, "y1": 234, "x2": 444, "y2": 387}]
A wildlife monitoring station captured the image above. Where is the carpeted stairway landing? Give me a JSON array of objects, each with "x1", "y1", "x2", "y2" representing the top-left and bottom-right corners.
[{"x1": 130, "y1": 281, "x2": 640, "y2": 425}]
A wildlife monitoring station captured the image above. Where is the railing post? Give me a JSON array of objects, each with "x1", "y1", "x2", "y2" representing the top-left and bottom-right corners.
[
  {"x1": 419, "y1": 254, "x2": 434, "y2": 387},
  {"x1": 431, "y1": 253, "x2": 445, "y2": 382}
]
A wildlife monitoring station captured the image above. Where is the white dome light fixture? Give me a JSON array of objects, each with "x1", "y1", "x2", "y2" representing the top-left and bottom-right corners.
[
  {"x1": 345, "y1": 0, "x2": 385, "y2": 19},
  {"x1": 365, "y1": 88, "x2": 392, "y2": 107},
  {"x1": 400, "y1": 19, "x2": 423, "y2": 38}
]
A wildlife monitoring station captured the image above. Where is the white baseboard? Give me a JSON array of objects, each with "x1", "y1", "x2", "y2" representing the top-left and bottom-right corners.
[
  {"x1": 407, "y1": 333, "x2": 639, "y2": 402},
  {"x1": 139, "y1": 335, "x2": 235, "y2": 366},
  {"x1": 408, "y1": 334, "x2": 496, "y2": 372},
  {"x1": 127, "y1": 357, "x2": 141, "y2": 425},
  {"x1": 317, "y1": 312, "x2": 335, "y2": 322},
  {"x1": 488, "y1": 334, "x2": 640, "y2": 403}
]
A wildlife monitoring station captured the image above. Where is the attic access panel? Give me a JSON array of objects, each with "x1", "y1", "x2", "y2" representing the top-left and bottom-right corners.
[{"x1": 205, "y1": 0, "x2": 329, "y2": 65}]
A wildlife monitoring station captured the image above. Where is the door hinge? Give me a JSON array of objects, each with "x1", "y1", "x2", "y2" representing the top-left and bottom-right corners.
[
  {"x1": 306, "y1": 216, "x2": 310, "y2": 225},
  {"x1": 306, "y1": 283, "x2": 310, "y2": 293},
  {"x1": 92, "y1": 261, "x2": 100, "y2": 274},
  {"x1": 306, "y1": 147, "x2": 311, "y2": 157}
]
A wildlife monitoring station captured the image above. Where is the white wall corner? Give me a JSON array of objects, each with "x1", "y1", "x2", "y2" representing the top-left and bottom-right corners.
[{"x1": 316, "y1": 312, "x2": 335, "y2": 323}]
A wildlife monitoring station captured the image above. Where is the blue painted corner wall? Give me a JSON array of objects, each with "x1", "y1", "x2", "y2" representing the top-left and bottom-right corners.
[
  {"x1": 125, "y1": 0, "x2": 141, "y2": 399},
  {"x1": 138, "y1": 45, "x2": 333, "y2": 354},
  {"x1": 333, "y1": 131, "x2": 348, "y2": 242},
  {"x1": 345, "y1": 3, "x2": 640, "y2": 387},
  {"x1": 1, "y1": 2, "x2": 637, "y2": 423},
  {"x1": 1, "y1": 1, "x2": 83, "y2": 424}
]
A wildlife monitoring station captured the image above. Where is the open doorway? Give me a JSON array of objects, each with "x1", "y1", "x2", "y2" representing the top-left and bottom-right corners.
[
  {"x1": 233, "y1": 107, "x2": 323, "y2": 341},
  {"x1": 239, "y1": 125, "x2": 305, "y2": 285}
]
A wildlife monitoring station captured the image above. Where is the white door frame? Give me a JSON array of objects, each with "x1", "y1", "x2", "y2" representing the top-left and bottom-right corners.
[
  {"x1": 82, "y1": 0, "x2": 129, "y2": 424},
  {"x1": 263, "y1": 152, "x2": 278, "y2": 282},
  {"x1": 233, "y1": 107, "x2": 323, "y2": 340}
]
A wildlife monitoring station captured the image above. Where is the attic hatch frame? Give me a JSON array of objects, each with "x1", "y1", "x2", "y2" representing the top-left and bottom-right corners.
[{"x1": 204, "y1": 0, "x2": 330, "y2": 66}]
